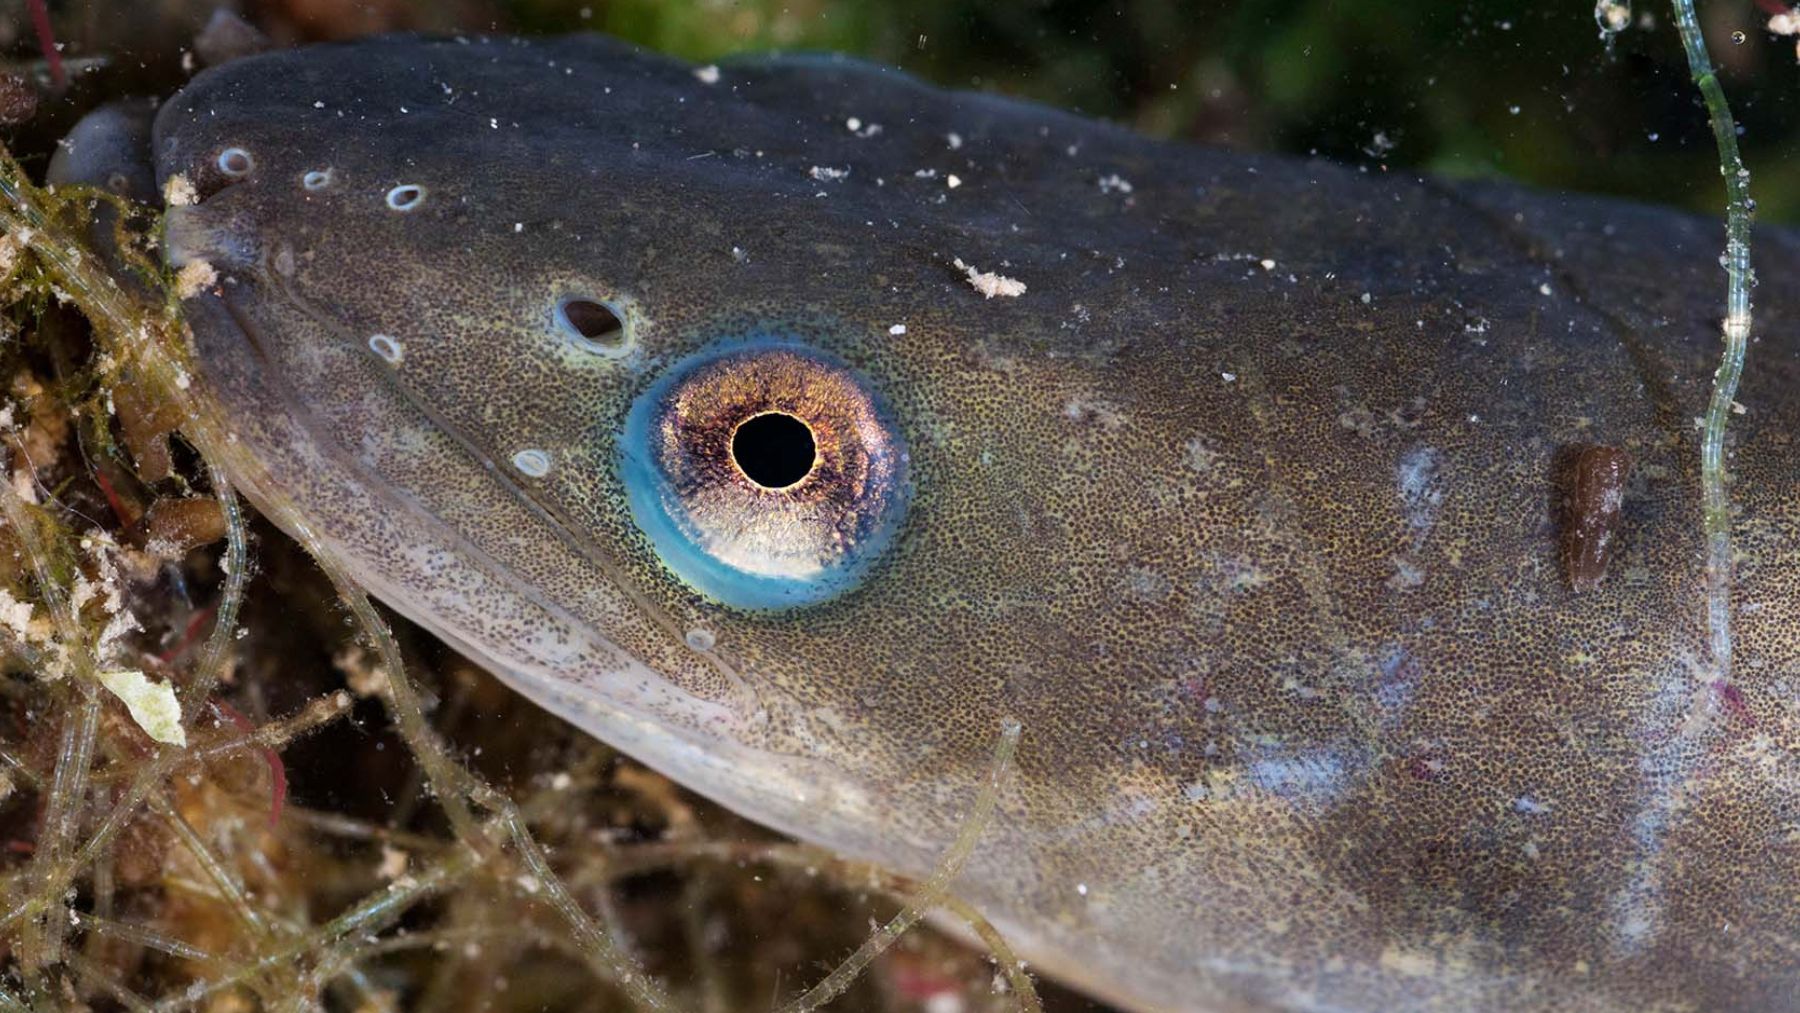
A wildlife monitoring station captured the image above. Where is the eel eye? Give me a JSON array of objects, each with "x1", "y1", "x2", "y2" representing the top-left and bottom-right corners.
[{"x1": 620, "y1": 341, "x2": 909, "y2": 609}]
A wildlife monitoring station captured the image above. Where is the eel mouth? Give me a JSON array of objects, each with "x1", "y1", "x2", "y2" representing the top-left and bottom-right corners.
[{"x1": 164, "y1": 201, "x2": 261, "y2": 272}]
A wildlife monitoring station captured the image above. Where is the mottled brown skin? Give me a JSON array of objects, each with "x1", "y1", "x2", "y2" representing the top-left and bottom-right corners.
[{"x1": 107, "y1": 33, "x2": 1800, "y2": 1011}]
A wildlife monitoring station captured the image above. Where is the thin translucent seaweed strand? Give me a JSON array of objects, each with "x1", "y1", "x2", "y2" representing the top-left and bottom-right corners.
[
  {"x1": 1668, "y1": 0, "x2": 1754, "y2": 677},
  {"x1": 77, "y1": 912, "x2": 228, "y2": 965},
  {"x1": 178, "y1": 462, "x2": 250, "y2": 720},
  {"x1": 147, "y1": 794, "x2": 272, "y2": 939},
  {"x1": 0, "y1": 470, "x2": 103, "y2": 971},
  {"x1": 596, "y1": 839, "x2": 1042, "y2": 1012},
  {"x1": 776, "y1": 719, "x2": 1022, "y2": 1013},
  {"x1": 151, "y1": 849, "x2": 476, "y2": 1013},
  {"x1": 0, "y1": 692, "x2": 350, "y2": 937}
]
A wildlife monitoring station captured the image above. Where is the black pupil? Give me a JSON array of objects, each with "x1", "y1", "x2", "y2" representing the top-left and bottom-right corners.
[
  {"x1": 733, "y1": 413, "x2": 816, "y2": 489},
  {"x1": 560, "y1": 298, "x2": 625, "y2": 345}
]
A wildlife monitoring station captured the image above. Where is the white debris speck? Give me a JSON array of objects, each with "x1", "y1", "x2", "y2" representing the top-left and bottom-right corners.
[
  {"x1": 946, "y1": 174, "x2": 962, "y2": 189},
  {"x1": 953, "y1": 258, "x2": 1027, "y2": 299},
  {"x1": 1361, "y1": 292, "x2": 1373, "y2": 304},
  {"x1": 693, "y1": 64, "x2": 720, "y2": 85},
  {"x1": 1537, "y1": 282, "x2": 1553, "y2": 296},
  {"x1": 174, "y1": 259, "x2": 217, "y2": 300},
  {"x1": 946, "y1": 132, "x2": 964, "y2": 150},
  {"x1": 0, "y1": 590, "x2": 35, "y2": 644},
  {"x1": 1097, "y1": 173, "x2": 1134, "y2": 195},
  {"x1": 809, "y1": 165, "x2": 850, "y2": 182},
  {"x1": 97, "y1": 669, "x2": 187, "y2": 746},
  {"x1": 513, "y1": 222, "x2": 524, "y2": 233},
  {"x1": 1259, "y1": 258, "x2": 1276, "y2": 271},
  {"x1": 1076, "y1": 882, "x2": 1089, "y2": 896},
  {"x1": 1771, "y1": 11, "x2": 1798, "y2": 34},
  {"x1": 888, "y1": 324, "x2": 907, "y2": 336},
  {"x1": 846, "y1": 117, "x2": 862, "y2": 131},
  {"x1": 1221, "y1": 372, "x2": 1238, "y2": 383},
  {"x1": 1596, "y1": 0, "x2": 1632, "y2": 32},
  {"x1": 162, "y1": 173, "x2": 198, "y2": 207},
  {"x1": 378, "y1": 845, "x2": 410, "y2": 880}
]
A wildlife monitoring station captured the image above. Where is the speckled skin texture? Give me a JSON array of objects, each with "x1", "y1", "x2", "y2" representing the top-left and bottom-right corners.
[{"x1": 131, "y1": 34, "x2": 1800, "y2": 1012}]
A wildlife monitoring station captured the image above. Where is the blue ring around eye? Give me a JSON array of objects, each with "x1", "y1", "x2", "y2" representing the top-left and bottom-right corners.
[{"x1": 618, "y1": 337, "x2": 908, "y2": 611}]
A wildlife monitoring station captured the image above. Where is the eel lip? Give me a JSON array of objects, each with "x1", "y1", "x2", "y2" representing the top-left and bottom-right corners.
[{"x1": 163, "y1": 203, "x2": 260, "y2": 273}]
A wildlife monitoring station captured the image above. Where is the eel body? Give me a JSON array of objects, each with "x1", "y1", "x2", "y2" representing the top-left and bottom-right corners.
[{"x1": 74, "y1": 33, "x2": 1800, "y2": 1011}]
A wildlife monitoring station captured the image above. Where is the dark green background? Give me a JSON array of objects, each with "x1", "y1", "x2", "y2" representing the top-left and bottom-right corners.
[
  {"x1": 375, "y1": 0, "x2": 1800, "y2": 223},
  {"x1": 11, "y1": 0, "x2": 1800, "y2": 224}
]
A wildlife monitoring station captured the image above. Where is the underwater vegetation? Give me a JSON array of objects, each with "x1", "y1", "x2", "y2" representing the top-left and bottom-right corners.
[{"x1": 0, "y1": 0, "x2": 1788, "y2": 1010}]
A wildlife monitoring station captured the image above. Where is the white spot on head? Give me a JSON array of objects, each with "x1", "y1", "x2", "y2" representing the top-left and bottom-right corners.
[
  {"x1": 1396, "y1": 446, "x2": 1446, "y2": 536},
  {"x1": 302, "y1": 168, "x2": 333, "y2": 190},
  {"x1": 386, "y1": 184, "x2": 426, "y2": 211},
  {"x1": 367, "y1": 334, "x2": 404, "y2": 364},
  {"x1": 1513, "y1": 795, "x2": 1553, "y2": 815},
  {"x1": 512, "y1": 449, "x2": 552, "y2": 478},
  {"x1": 684, "y1": 628, "x2": 717, "y2": 651},
  {"x1": 1386, "y1": 556, "x2": 1426, "y2": 590},
  {"x1": 887, "y1": 323, "x2": 907, "y2": 336},
  {"x1": 216, "y1": 147, "x2": 253, "y2": 176},
  {"x1": 1245, "y1": 746, "x2": 1354, "y2": 805}
]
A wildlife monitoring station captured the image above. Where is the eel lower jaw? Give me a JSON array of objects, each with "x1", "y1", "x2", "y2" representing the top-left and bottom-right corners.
[{"x1": 167, "y1": 281, "x2": 888, "y2": 864}]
